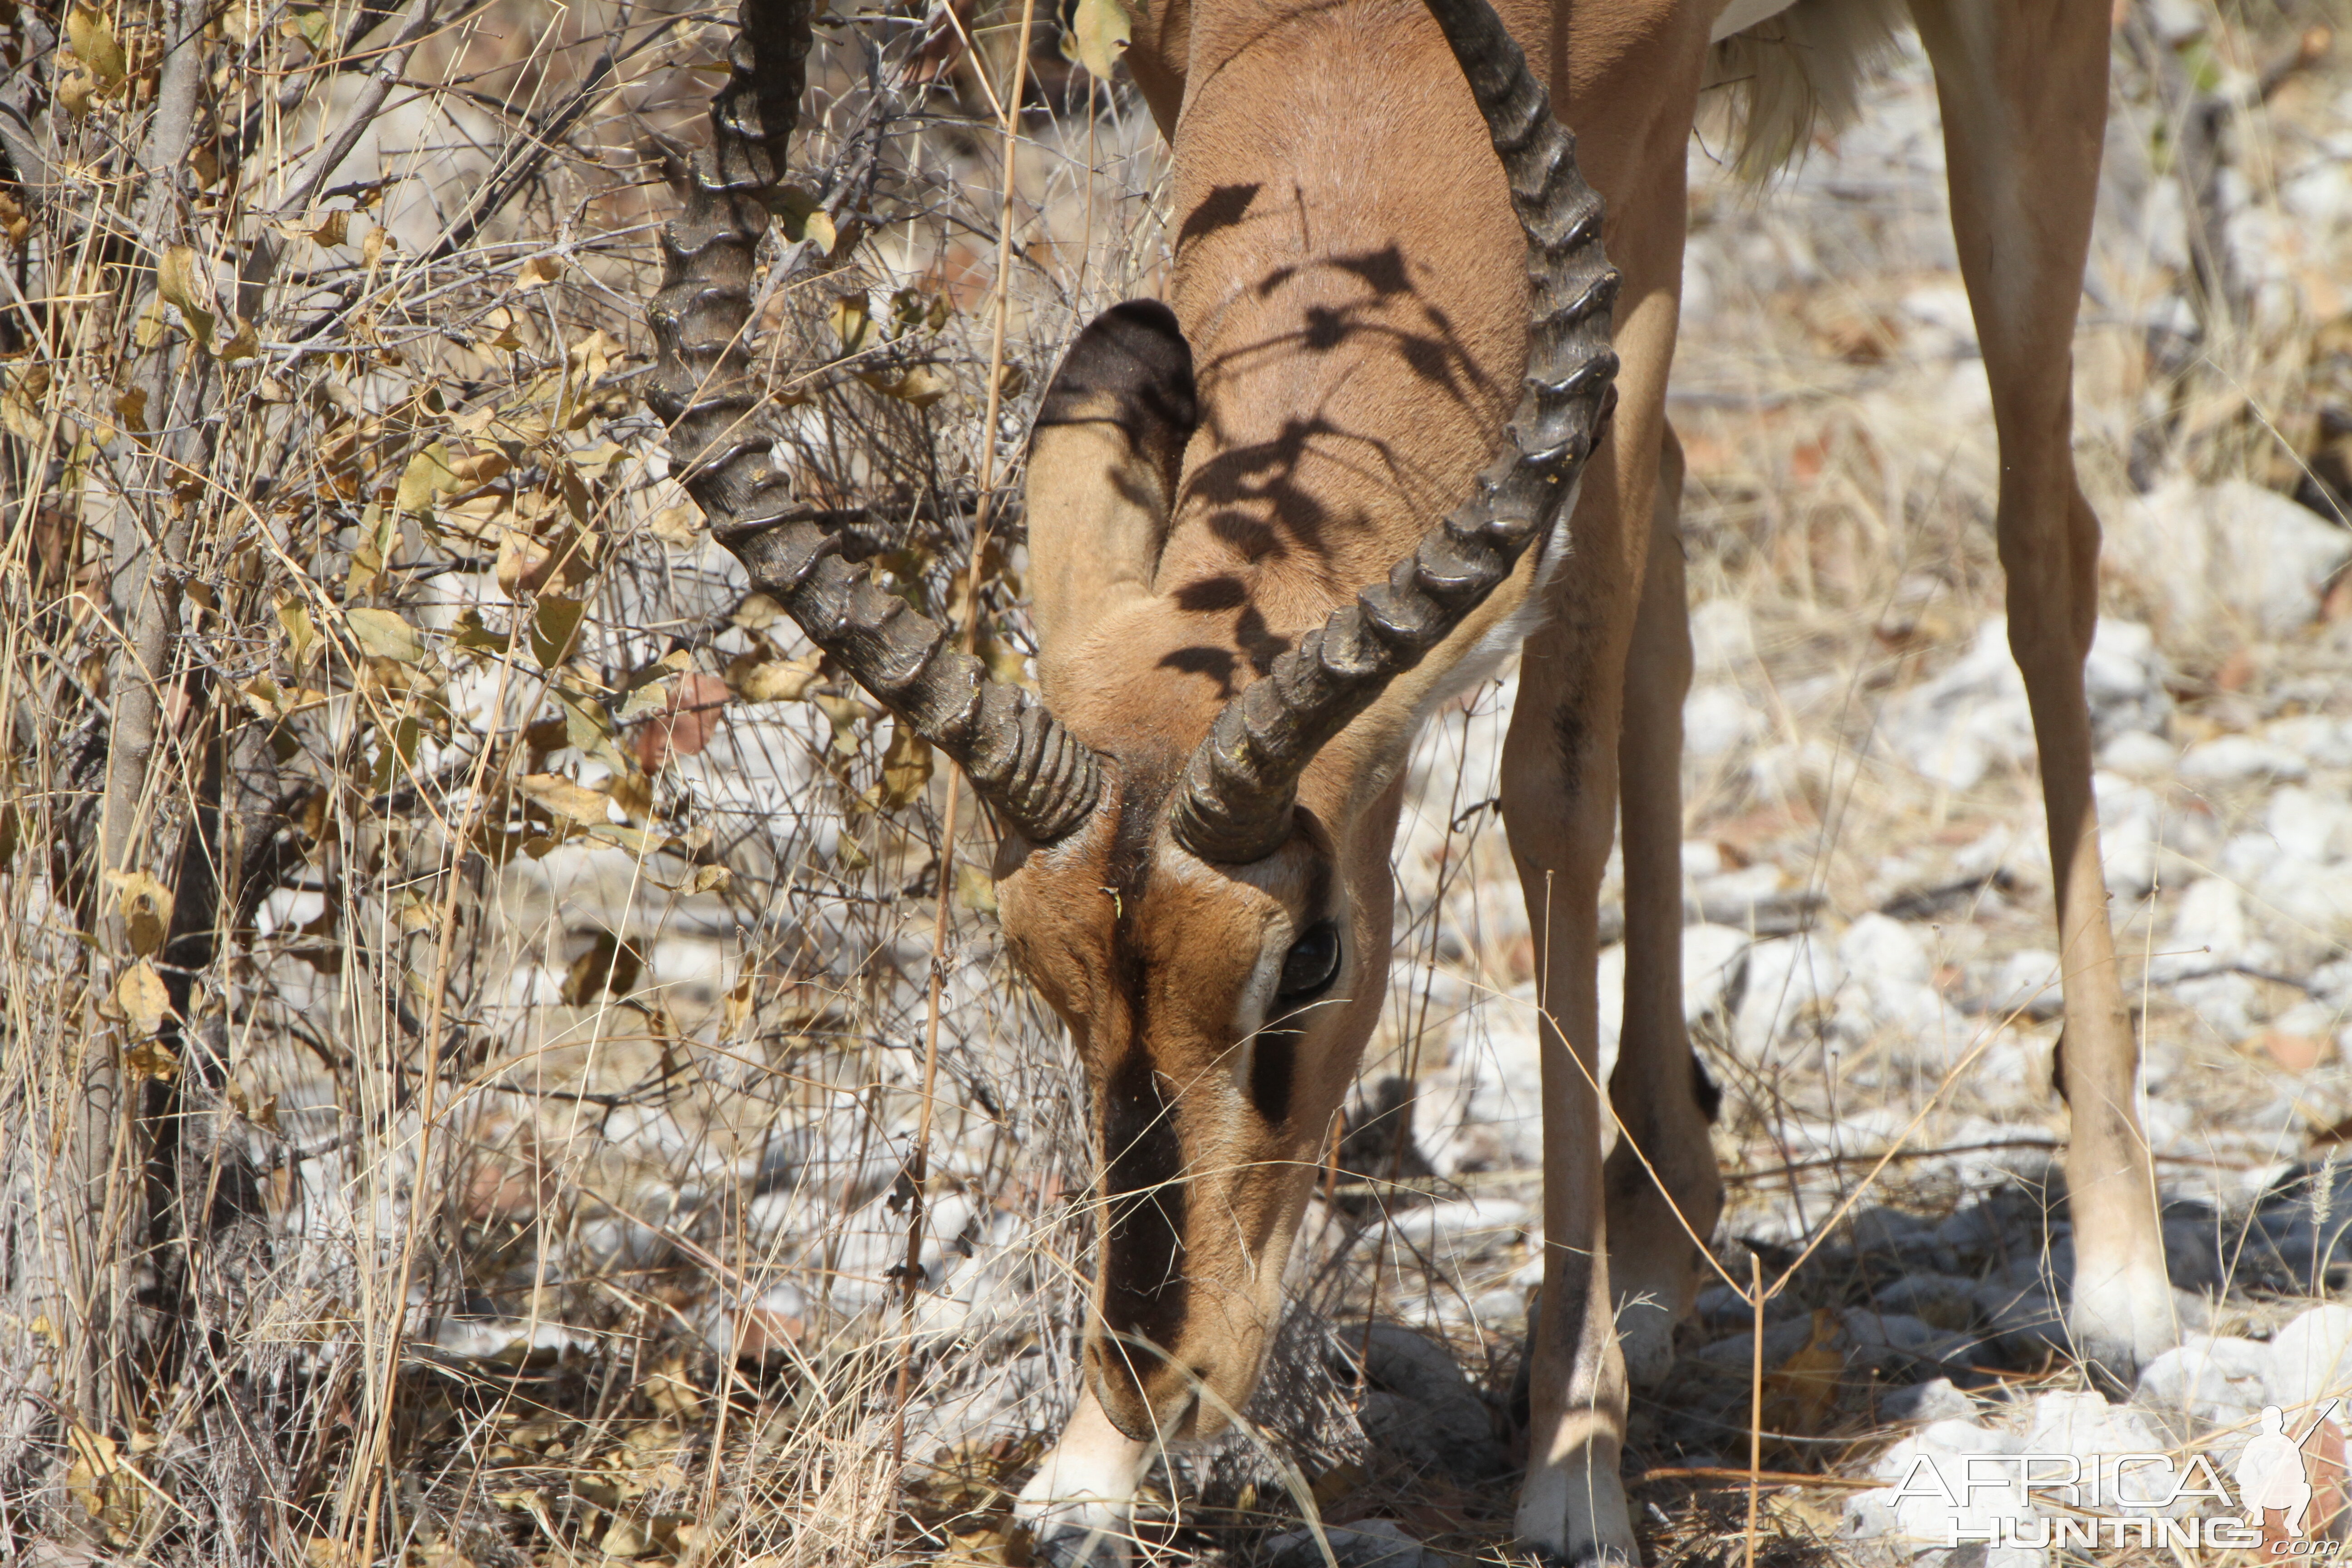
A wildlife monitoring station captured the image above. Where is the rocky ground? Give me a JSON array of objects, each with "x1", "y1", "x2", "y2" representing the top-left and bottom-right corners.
[{"x1": 219, "y1": 7, "x2": 2352, "y2": 1566}]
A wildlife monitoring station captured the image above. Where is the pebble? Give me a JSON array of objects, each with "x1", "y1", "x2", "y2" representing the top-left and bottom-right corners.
[
  {"x1": 1685, "y1": 683, "x2": 1765, "y2": 759},
  {"x1": 2178, "y1": 733, "x2": 2310, "y2": 785},
  {"x1": 1263, "y1": 1520, "x2": 1444, "y2": 1568},
  {"x1": 2115, "y1": 478, "x2": 2352, "y2": 640}
]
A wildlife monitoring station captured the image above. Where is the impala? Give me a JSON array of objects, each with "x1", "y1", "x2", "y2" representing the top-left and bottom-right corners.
[{"x1": 643, "y1": 0, "x2": 2166, "y2": 1560}]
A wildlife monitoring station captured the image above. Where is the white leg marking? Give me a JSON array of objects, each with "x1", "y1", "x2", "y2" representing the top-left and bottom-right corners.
[{"x1": 1014, "y1": 1389, "x2": 1151, "y2": 1568}]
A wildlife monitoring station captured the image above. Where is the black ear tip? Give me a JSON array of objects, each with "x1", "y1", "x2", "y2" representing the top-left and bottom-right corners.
[{"x1": 1103, "y1": 297, "x2": 1183, "y2": 337}]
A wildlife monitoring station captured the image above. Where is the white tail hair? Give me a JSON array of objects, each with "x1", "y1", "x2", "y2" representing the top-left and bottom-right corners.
[{"x1": 1700, "y1": 0, "x2": 1908, "y2": 182}]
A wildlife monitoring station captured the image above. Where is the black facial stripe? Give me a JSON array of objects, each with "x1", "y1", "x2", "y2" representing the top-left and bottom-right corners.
[
  {"x1": 1249, "y1": 1029, "x2": 1296, "y2": 1126},
  {"x1": 1099, "y1": 1032, "x2": 1189, "y2": 1354}
]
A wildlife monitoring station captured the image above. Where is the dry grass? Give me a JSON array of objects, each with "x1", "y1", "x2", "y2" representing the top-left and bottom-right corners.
[{"x1": 4, "y1": 0, "x2": 2352, "y2": 1565}]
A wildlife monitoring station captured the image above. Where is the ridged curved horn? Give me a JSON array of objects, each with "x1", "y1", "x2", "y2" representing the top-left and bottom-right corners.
[
  {"x1": 644, "y1": 0, "x2": 1103, "y2": 843},
  {"x1": 1166, "y1": 0, "x2": 1620, "y2": 864}
]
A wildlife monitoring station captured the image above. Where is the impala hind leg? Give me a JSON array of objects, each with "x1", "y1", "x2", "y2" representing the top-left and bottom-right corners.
[
  {"x1": 1910, "y1": 0, "x2": 2173, "y2": 1381},
  {"x1": 1605, "y1": 424, "x2": 1723, "y2": 1391},
  {"x1": 1014, "y1": 1387, "x2": 1152, "y2": 1568}
]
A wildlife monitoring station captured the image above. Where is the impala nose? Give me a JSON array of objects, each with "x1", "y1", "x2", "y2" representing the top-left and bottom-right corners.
[{"x1": 1088, "y1": 1338, "x2": 1213, "y2": 1443}]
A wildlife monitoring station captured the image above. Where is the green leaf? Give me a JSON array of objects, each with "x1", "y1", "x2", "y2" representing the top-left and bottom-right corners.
[
  {"x1": 530, "y1": 595, "x2": 585, "y2": 670},
  {"x1": 348, "y1": 607, "x2": 426, "y2": 663}
]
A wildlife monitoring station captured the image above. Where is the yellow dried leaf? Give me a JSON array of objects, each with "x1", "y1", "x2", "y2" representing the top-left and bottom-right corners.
[
  {"x1": 125, "y1": 1037, "x2": 180, "y2": 1082},
  {"x1": 519, "y1": 772, "x2": 612, "y2": 826},
  {"x1": 277, "y1": 593, "x2": 318, "y2": 666},
  {"x1": 686, "y1": 864, "x2": 733, "y2": 896},
  {"x1": 530, "y1": 595, "x2": 585, "y2": 670},
  {"x1": 114, "y1": 957, "x2": 172, "y2": 1036},
  {"x1": 1759, "y1": 1308, "x2": 1847, "y2": 1441},
  {"x1": 280, "y1": 8, "x2": 330, "y2": 48},
  {"x1": 868, "y1": 724, "x2": 932, "y2": 811},
  {"x1": 865, "y1": 363, "x2": 952, "y2": 407},
  {"x1": 218, "y1": 316, "x2": 260, "y2": 362},
  {"x1": 67, "y1": 4, "x2": 127, "y2": 87},
  {"x1": 650, "y1": 503, "x2": 701, "y2": 547},
  {"x1": 347, "y1": 607, "x2": 426, "y2": 663},
  {"x1": 157, "y1": 246, "x2": 216, "y2": 351},
  {"x1": 396, "y1": 442, "x2": 459, "y2": 516},
  {"x1": 731, "y1": 592, "x2": 783, "y2": 631},
  {"x1": 517, "y1": 254, "x2": 563, "y2": 291},
  {"x1": 105, "y1": 870, "x2": 172, "y2": 956},
  {"x1": 956, "y1": 863, "x2": 997, "y2": 915},
  {"x1": 309, "y1": 209, "x2": 348, "y2": 247},
  {"x1": 725, "y1": 651, "x2": 820, "y2": 704},
  {"x1": 1063, "y1": 0, "x2": 1131, "y2": 78},
  {"x1": 561, "y1": 933, "x2": 642, "y2": 1005},
  {"x1": 829, "y1": 292, "x2": 874, "y2": 356},
  {"x1": 57, "y1": 67, "x2": 99, "y2": 118}
]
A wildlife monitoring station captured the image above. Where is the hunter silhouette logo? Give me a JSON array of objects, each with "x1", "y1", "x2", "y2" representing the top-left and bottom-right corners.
[
  {"x1": 2241, "y1": 1406, "x2": 2318, "y2": 1537},
  {"x1": 2237, "y1": 1401, "x2": 2345, "y2": 1549}
]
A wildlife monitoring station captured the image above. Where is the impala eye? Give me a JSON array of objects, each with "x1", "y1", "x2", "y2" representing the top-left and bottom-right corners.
[{"x1": 1275, "y1": 921, "x2": 1341, "y2": 1004}]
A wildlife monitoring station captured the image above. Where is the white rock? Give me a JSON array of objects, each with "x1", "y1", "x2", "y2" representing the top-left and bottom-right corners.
[
  {"x1": 2267, "y1": 1304, "x2": 2352, "y2": 1411},
  {"x1": 2266, "y1": 786, "x2": 2352, "y2": 861},
  {"x1": 2023, "y1": 1391, "x2": 2182, "y2": 1511},
  {"x1": 1681, "y1": 838, "x2": 1726, "y2": 880},
  {"x1": 2136, "y1": 1335, "x2": 2276, "y2": 1438},
  {"x1": 2174, "y1": 973, "x2": 2260, "y2": 1043},
  {"x1": 1735, "y1": 934, "x2": 1847, "y2": 1059},
  {"x1": 2220, "y1": 829, "x2": 2283, "y2": 887},
  {"x1": 1847, "y1": 1418, "x2": 2032, "y2": 1555},
  {"x1": 1685, "y1": 683, "x2": 1765, "y2": 759},
  {"x1": 2096, "y1": 728, "x2": 2177, "y2": 779},
  {"x1": 2083, "y1": 618, "x2": 2175, "y2": 740},
  {"x1": 2114, "y1": 478, "x2": 2352, "y2": 641},
  {"x1": 1471, "y1": 1288, "x2": 1525, "y2": 1327},
  {"x1": 2179, "y1": 735, "x2": 2309, "y2": 786},
  {"x1": 2093, "y1": 772, "x2": 2161, "y2": 897},
  {"x1": 1881, "y1": 619, "x2": 2034, "y2": 791},
  {"x1": 2158, "y1": 878, "x2": 2249, "y2": 979},
  {"x1": 2268, "y1": 715, "x2": 2352, "y2": 769},
  {"x1": 1387, "y1": 1196, "x2": 1533, "y2": 1251},
  {"x1": 1983, "y1": 949, "x2": 2064, "y2": 1022},
  {"x1": 1683, "y1": 924, "x2": 1751, "y2": 1021},
  {"x1": 2257, "y1": 857, "x2": 2352, "y2": 934},
  {"x1": 1840, "y1": 913, "x2": 1934, "y2": 986},
  {"x1": 1690, "y1": 599, "x2": 1758, "y2": 675},
  {"x1": 1748, "y1": 740, "x2": 1835, "y2": 803}
]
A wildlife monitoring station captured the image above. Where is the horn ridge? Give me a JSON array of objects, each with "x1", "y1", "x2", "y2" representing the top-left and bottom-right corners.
[
  {"x1": 643, "y1": 0, "x2": 1103, "y2": 844},
  {"x1": 1167, "y1": 0, "x2": 1620, "y2": 864}
]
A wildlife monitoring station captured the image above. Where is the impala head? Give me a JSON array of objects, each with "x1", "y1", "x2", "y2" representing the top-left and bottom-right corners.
[{"x1": 646, "y1": 0, "x2": 1615, "y2": 1449}]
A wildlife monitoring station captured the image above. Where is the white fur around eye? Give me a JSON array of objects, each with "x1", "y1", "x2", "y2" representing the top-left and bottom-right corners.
[{"x1": 1231, "y1": 928, "x2": 1288, "y2": 1043}]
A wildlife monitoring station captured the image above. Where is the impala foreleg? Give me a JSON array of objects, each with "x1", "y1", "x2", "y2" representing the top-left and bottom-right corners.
[
  {"x1": 1911, "y1": 0, "x2": 2172, "y2": 1382},
  {"x1": 1015, "y1": 1386, "x2": 1153, "y2": 1568},
  {"x1": 1504, "y1": 569, "x2": 1642, "y2": 1567},
  {"x1": 1604, "y1": 423, "x2": 1723, "y2": 1391}
]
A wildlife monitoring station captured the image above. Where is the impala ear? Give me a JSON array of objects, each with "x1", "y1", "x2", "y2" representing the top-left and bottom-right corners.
[{"x1": 1025, "y1": 299, "x2": 1196, "y2": 692}]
